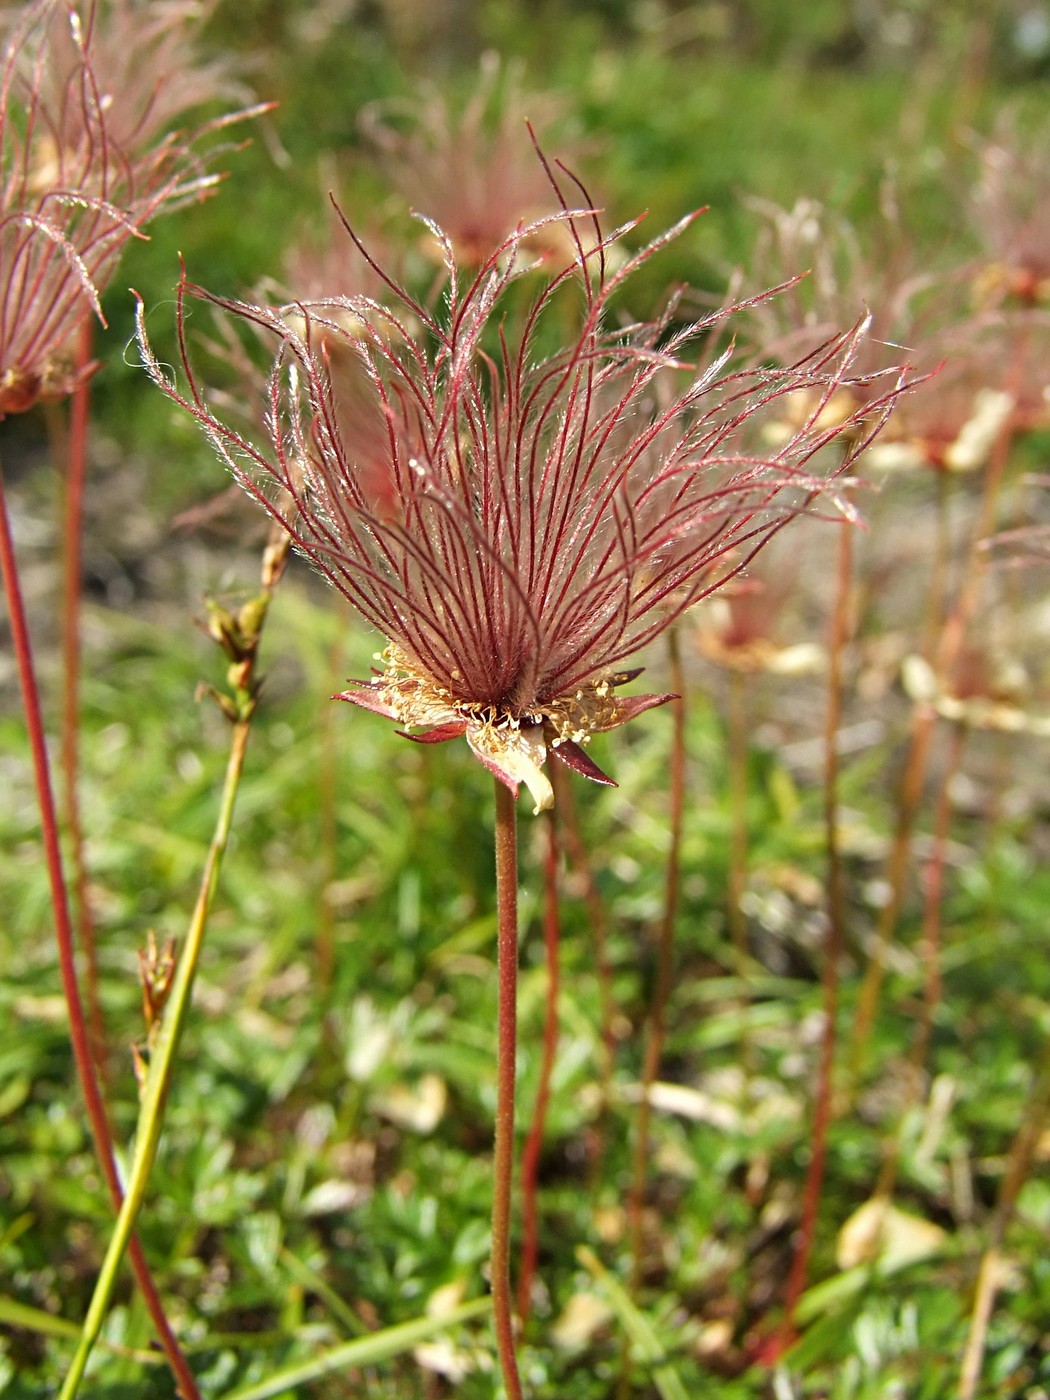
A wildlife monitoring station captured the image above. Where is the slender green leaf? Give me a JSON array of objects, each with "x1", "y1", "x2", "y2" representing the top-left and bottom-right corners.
[{"x1": 221, "y1": 1298, "x2": 489, "y2": 1400}]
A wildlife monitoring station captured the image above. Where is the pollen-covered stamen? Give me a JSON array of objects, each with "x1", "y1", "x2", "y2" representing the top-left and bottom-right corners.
[
  {"x1": 370, "y1": 643, "x2": 463, "y2": 729},
  {"x1": 541, "y1": 675, "x2": 633, "y2": 746},
  {"x1": 371, "y1": 642, "x2": 643, "y2": 744},
  {"x1": 338, "y1": 642, "x2": 670, "y2": 811}
]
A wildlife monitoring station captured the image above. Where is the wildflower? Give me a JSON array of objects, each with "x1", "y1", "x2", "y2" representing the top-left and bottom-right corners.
[
  {"x1": 138, "y1": 161, "x2": 911, "y2": 811},
  {"x1": 864, "y1": 373, "x2": 1014, "y2": 474},
  {"x1": 737, "y1": 193, "x2": 937, "y2": 371},
  {"x1": 0, "y1": 1, "x2": 127, "y2": 413}
]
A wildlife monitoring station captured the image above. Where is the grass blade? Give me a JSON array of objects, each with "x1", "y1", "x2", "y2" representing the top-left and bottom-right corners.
[
  {"x1": 221, "y1": 1298, "x2": 490, "y2": 1400},
  {"x1": 577, "y1": 1246, "x2": 693, "y2": 1400}
]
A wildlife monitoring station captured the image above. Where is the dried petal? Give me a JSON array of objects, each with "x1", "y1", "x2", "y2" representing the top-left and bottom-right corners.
[{"x1": 467, "y1": 721, "x2": 553, "y2": 814}]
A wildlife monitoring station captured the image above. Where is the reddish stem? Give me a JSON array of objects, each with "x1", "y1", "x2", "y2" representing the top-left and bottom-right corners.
[
  {"x1": 779, "y1": 517, "x2": 852, "y2": 1343},
  {"x1": 627, "y1": 626, "x2": 686, "y2": 1295},
  {"x1": 517, "y1": 805, "x2": 561, "y2": 1323},
  {"x1": 0, "y1": 465, "x2": 200, "y2": 1400},
  {"x1": 59, "y1": 319, "x2": 105, "y2": 1074},
  {"x1": 726, "y1": 667, "x2": 750, "y2": 980},
  {"x1": 550, "y1": 760, "x2": 616, "y2": 1134},
  {"x1": 851, "y1": 705, "x2": 931, "y2": 1059},
  {"x1": 852, "y1": 344, "x2": 1023, "y2": 1079},
  {"x1": 492, "y1": 778, "x2": 524, "y2": 1400},
  {"x1": 912, "y1": 719, "x2": 967, "y2": 1082}
]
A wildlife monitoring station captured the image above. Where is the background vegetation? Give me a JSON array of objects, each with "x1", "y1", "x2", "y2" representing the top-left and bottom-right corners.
[{"x1": 3, "y1": 1, "x2": 1050, "y2": 1396}]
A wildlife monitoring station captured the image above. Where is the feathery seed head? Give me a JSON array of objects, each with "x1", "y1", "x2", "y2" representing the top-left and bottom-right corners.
[{"x1": 138, "y1": 154, "x2": 914, "y2": 809}]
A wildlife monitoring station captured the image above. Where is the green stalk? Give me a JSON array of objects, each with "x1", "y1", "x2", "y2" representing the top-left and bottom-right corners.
[
  {"x1": 3, "y1": 449, "x2": 202, "y2": 1397},
  {"x1": 59, "y1": 715, "x2": 253, "y2": 1399},
  {"x1": 59, "y1": 524, "x2": 288, "y2": 1398}
]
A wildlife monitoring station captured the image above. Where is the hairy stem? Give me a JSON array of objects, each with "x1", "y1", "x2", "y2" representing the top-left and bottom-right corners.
[
  {"x1": 492, "y1": 778, "x2": 525, "y2": 1400},
  {"x1": 0, "y1": 463, "x2": 200, "y2": 1399},
  {"x1": 57, "y1": 525, "x2": 288, "y2": 1399},
  {"x1": 517, "y1": 806, "x2": 561, "y2": 1323}
]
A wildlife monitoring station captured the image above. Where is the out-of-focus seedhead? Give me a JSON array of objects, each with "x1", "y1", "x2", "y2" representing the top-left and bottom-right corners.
[{"x1": 0, "y1": 0, "x2": 265, "y2": 419}]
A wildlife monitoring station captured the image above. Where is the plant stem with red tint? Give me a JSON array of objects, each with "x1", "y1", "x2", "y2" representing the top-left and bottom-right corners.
[
  {"x1": 517, "y1": 805, "x2": 561, "y2": 1323},
  {"x1": 779, "y1": 517, "x2": 852, "y2": 1346},
  {"x1": 59, "y1": 522, "x2": 291, "y2": 1399},
  {"x1": 912, "y1": 718, "x2": 967, "y2": 1081},
  {"x1": 852, "y1": 349, "x2": 1022, "y2": 1079},
  {"x1": 492, "y1": 778, "x2": 525, "y2": 1400},
  {"x1": 549, "y1": 761, "x2": 616, "y2": 1179},
  {"x1": 727, "y1": 667, "x2": 750, "y2": 979},
  {"x1": 0, "y1": 463, "x2": 201, "y2": 1400},
  {"x1": 868, "y1": 728, "x2": 969, "y2": 1215},
  {"x1": 57, "y1": 320, "x2": 105, "y2": 1075},
  {"x1": 626, "y1": 626, "x2": 686, "y2": 1295},
  {"x1": 849, "y1": 693, "x2": 936, "y2": 1077}
]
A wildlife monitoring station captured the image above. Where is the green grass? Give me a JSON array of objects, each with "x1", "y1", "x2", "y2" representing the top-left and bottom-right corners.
[
  {"x1": 5, "y1": 568, "x2": 1050, "y2": 1395},
  {"x1": 4, "y1": 2, "x2": 1050, "y2": 1396}
]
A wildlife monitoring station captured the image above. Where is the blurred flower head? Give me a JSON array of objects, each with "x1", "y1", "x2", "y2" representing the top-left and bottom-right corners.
[
  {"x1": 693, "y1": 570, "x2": 825, "y2": 677},
  {"x1": 359, "y1": 53, "x2": 596, "y2": 270},
  {"x1": 737, "y1": 193, "x2": 937, "y2": 373},
  {"x1": 970, "y1": 117, "x2": 1050, "y2": 309},
  {"x1": 0, "y1": 0, "x2": 263, "y2": 419},
  {"x1": 139, "y1": 159, "x2": 912, "y2": 811},
  {"x1": 738, "y1": 188, "x2": 1046, "y2": 477},
  {"x1": 902, "y1": 647, "x2": 1049, "y2": 734},
  {"x1": 33, "y1": 0, "x2": 258, "y2": 205}
]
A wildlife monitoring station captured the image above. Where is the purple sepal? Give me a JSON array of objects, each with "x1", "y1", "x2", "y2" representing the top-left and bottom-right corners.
[{"x1": 549, "y1": 736, "x2": 617, "y2": 786}]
